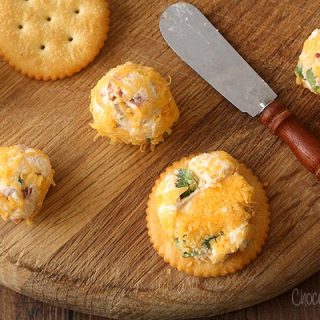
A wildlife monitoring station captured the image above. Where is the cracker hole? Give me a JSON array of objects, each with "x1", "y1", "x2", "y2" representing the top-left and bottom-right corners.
[
  {"x1": 46, "y1": 17, "x2": 51, "y2": 21},
  {"x1": 68, "y1": 36, "x2": 73, "y2": 42},
  {"x1": 40, "y1": 45, "x2": 45, "y2": 50},
  {"x1": 18, "y1": 25, "x2": 23, "y2": 29},
  {"x1": 74, "y1": 9, "x2": 80, "y2": 14}
]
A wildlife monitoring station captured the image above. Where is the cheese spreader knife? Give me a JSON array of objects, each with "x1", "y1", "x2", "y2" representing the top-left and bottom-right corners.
[{"x1": 160, "y1": 2, "x2": 320, "y2": 178}]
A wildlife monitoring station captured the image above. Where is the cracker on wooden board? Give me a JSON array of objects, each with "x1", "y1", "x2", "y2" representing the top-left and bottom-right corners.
[
  {"x1": 0, "y1": 0, "x2": 110, "y2": 80},
  {"x1": 147, "y1": 155, "x2": 270, "y2": 277}
]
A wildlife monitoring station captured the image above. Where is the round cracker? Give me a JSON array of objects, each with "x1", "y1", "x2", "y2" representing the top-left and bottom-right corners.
[
  {"x1": 0, "y1": 0, "x2": 110, "y2": 80},
  {"x1": 146, "y1": 154, "x2": 270, "y2": 277}
]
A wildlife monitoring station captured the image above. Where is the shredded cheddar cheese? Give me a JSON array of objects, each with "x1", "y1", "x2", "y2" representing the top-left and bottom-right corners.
[
  {"x1": 90, "y1": 62, "x2": 179, "y2": 149},
  {"x1": 0, "y1": 145, "x2": 54, "y2": 223},
  {"x1": 154, "y1": 151, "x2": 255, "y2": 264}
]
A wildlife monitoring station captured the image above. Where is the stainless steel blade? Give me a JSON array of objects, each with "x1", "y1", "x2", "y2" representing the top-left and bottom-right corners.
[{"x1": 160, "y1": 2, "x2": 277, "y2": 117}]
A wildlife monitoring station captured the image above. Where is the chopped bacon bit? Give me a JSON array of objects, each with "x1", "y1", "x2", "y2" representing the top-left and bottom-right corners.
[
  {"x1": 117, "y1": 88, "x2": 123, "y2": 97},
  {"x1": 22, "y1": 187, "x2": 32, "y2": 198},
  {"x1": 315, "y1": 53, "x2": 320, "y2": 59},
  {"x1": 129, "y1": 93, "x2": 145, "y2": 106},
  {"x1": 107, "y1": 82, "x2": 123, "y2": 101},
  {"x1": 107, "y1": 82, "x2": 116, "y2": 101}
]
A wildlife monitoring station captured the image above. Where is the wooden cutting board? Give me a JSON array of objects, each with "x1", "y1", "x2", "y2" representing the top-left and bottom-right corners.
[{"x1": 0, "y1": 0, "x2": 320, "y2": 318}]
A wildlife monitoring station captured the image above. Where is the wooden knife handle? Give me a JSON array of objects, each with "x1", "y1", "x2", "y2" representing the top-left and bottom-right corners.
[{"x1": 260, "y1": 101, "x2": 320, "y2": 178}]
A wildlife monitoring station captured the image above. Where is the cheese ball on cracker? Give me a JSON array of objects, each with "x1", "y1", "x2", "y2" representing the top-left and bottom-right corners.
[
  {"x1": 0, "y1": 145, "x2": 54, "y2": 223},
  {"x1": 90, "y1": 62, "x2": 179, "y2": 150},
  {"x1": 296, "y1": 29, "x2": 320, "y2": 94},
  {"x1": 147, "y1": 151, "x2": 270, "y2": 277}
]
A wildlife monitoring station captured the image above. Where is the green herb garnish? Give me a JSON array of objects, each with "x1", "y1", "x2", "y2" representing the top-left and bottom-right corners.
[
  {"x1": 295, "y1": 65, "x2": 304, "y2": 79},
  {"x1": 182, "y1": 249, "x2": 199, "y2": 258},
  {"x1": 146, "y1": 138, "x2": 152, "y2": 144},
  {"x1": 18, "y1": 176, "x2": 24, "y2": 184},
  {"x1": 306, "y1": 68, "x2": 320, "y2": 92},
  {"x1": 175, "y1": 169, "x2": 198, "y2": 199},
  {"x1": 202, "y1": 232, "x2": 224, "y2": 250},
  {"x1": 175, "y1": 234, "x2": 187, "y2": 246}
]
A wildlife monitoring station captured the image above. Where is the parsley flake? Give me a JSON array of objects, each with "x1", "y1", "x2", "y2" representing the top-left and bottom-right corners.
[
  {"x1": 295, "y1": 65, "x2": 304, "y2": 79},
  {"x1": 182, "y1": 249, "x2": 199, "y2": 258},
  {"x1": 175, "y1": 168, "x2": 198, "y2": 199},
  {"x1": 202, "y1": 232, "x2": 224, "y2": 250},
  {"x1": 306, "y1": 68, "x2": 320, "y2": 92}
]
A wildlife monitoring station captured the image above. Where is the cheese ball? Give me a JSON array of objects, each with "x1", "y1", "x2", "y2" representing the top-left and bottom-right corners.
[
  {"x1": 90, "y1": 62, "x2": 179, "y2": 149},
  {"x1": 0, "y1": 145, "x2": 54, "y2": 223},
  {"x1": 296, "y1": 29, "x2": 320, "y2": 94},
  {"x1": 147, "y1": 151, "x2": 270, "y2": 277}
]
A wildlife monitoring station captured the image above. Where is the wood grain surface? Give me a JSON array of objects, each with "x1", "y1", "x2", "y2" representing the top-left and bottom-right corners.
[
  {"x1": 0, "y1": 0, "x2": 320, "y2": 319},
  {"x1": 1, "y1": 273, "x2": 320, "y2": 320}
]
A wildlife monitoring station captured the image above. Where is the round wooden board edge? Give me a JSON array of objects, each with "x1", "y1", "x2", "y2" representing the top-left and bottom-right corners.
[{"x1": 0, "y1": 253, "x2": 318, "y2": 319}]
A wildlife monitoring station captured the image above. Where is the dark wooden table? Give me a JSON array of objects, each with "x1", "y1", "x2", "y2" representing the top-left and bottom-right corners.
[{"x1": 1, "y1": 272, "x2": 319, "y2": 319}]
